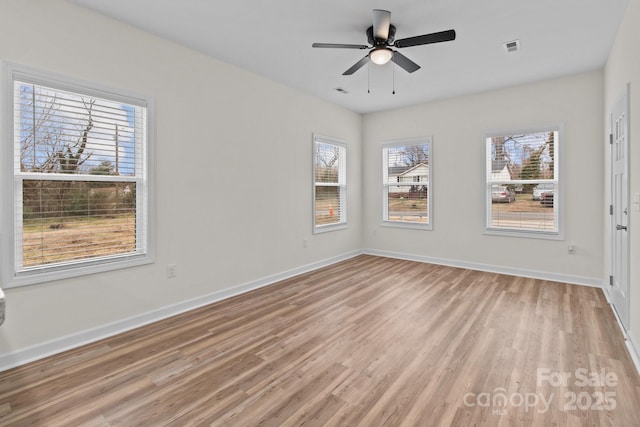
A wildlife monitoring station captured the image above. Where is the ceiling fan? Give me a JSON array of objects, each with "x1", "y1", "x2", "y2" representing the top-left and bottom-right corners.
[{"x1": 312, "y1": 9, "x2": 456, "y2": 75}]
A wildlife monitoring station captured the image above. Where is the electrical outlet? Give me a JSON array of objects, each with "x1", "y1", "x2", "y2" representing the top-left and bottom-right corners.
[
  {"x1": 568, "y1": 245, "x2": 576, "y2": 255},
  {"x1": 167, "y1": 264, "x2": 177, "y2": 278},
  {"x1": 303, "y1": 238, "x2": 308, "y2": 248}
]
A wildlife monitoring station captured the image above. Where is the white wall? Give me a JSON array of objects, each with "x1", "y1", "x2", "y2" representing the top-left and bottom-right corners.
[
  {"x1": 0, "y1": 0, "x2": 362, "y2": 366},
  {"x1": 363, "y1": 71, "x2": 605, "y2": 284},
  {"x1": 604, "y1": 0, "x2": 640, "y2": 352}
]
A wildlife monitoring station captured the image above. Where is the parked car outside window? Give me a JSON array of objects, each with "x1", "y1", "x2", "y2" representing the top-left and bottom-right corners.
[
  {"x1": 532, "y1": 183, "x2": 554, "y2": 201},
  {"x1": 491, "y1": 186, "x2": 516, "y2": 203}
]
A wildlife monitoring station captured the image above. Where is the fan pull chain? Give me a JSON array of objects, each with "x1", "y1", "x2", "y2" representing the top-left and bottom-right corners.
[
  {"x1": 392, "y1": 62, "x2": 396, "y2": 95},
  {"x1": 367, "y1": 60, "x2": 371, "y2": 94}
]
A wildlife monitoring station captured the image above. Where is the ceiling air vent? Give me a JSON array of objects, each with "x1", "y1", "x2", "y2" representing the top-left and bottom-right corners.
[{"x1": 504, "y1": 39, "x2": 520, "y2": 53}]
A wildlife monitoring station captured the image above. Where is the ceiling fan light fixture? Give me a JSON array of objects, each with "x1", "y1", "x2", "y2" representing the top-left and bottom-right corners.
[
  {"x1": 312, "y1": 9, "x2": 455, "y2": 76},
  {"x1": 370, "y1": 47, "x2": 393, "y2": 65}
]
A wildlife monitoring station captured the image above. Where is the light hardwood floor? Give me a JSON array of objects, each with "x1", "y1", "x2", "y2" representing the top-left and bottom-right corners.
[{"x1": 1, "y1": 255, "x2": 639, "y2": 426}]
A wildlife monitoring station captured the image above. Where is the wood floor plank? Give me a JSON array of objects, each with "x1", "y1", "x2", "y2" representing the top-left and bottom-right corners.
[{"x1": 0, "y1": 255, "x2": 639, "y2": 426}]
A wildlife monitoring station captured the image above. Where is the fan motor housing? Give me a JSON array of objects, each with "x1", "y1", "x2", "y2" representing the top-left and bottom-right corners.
[{"x1": 367, "y1": 24, "x2": 396, "y2": 45}]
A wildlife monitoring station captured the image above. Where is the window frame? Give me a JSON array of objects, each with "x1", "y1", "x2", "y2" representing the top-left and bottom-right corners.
[
  {"x1": 2, "y1": 62, "x2": 155, "y2": 288},
  {"x1": 382, "y1": 137, "x2": 433, "y2": 230},
  {"x1": 312, "y1": 134, "x2": 347, "y2": 234},
  {"x1": 484, "y1": 124, "x2": 563, "y2": 240}
]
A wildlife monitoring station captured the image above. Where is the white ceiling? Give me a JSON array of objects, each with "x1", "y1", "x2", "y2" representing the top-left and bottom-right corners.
[{"x1": 71, "y1": 0, "x2": 629, "y2": 114}]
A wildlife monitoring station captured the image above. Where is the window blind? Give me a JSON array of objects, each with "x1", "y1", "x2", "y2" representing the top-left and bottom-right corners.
[
  {"x1": 313, "y1": 137, "x2": 346, "y2": 230},
  {"x1": 486, "y1": 130, "x2": 559, "y2": 234},
  {"x1": 383, "y1": 141, "x2": 431, "y2": 225},
  {"x1": 12, "y1": 76, "x2": 148, "y2": 273}
]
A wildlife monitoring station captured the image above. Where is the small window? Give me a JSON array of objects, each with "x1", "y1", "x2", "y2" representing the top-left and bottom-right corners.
[
  {"x1": 313, "y1": 134, "x2": 346, "y2": 233},
  {"x1": 382, "y1": 138, "x2": 432, "y2": 229},
  {"x1": 485, "y1": 127, "x2": 560, "y2": 238},
  {"x1": 3, "y1": 64, "x2": 153, "y2": 287}
]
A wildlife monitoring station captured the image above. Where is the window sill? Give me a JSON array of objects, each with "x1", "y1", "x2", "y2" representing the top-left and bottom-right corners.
[
  {"x1": 484, "y1": 228, "x2": 563, "y2": 241},
  {"x1": 313, "y1": 223, "x2": 348, "y2": 234},
  {"x1": 381, "y1": 221, "x2": 432, "y2": 231},
  {"x1": 4, "y1": 254, "x2": 154, "y2": 289}
]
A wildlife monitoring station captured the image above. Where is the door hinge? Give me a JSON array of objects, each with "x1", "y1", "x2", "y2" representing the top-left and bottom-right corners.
[
  {"x1": 609, "y1": 134, "x2": 613, "y2": 145},
  {"x1": 610, "y1": 205, "x2": 614, "y2": 215},
  {"x1": 610, "y1": 275, "x2": 614, "y2": 286}
]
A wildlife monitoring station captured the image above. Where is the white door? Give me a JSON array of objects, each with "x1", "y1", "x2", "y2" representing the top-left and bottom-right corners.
[{"x1": 610, "y1": 84, "x2": 630, "y2": 330}]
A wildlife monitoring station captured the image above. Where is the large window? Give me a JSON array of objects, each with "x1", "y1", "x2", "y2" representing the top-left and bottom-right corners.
[
  {"x1": 382, "y1": 138, "x2": 432, "y2": 229},
  {"x1": 485, "y1": 127, "x2": 560, "y2": 237},
  {"x1": 313, "y1": 135, "x2": 346, "y2": 233},
  {"x1": 3, "y1": 64, "x2": 153, "y2": 287}
]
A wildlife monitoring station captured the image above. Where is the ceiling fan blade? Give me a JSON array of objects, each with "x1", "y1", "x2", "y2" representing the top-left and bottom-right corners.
[
  {"x1": 343, "y1": 56, "x2": 370, "y2": 75},
  {"x1": 391, "y1": 51, "x2": 420, "y2": 73},
  {"x1": 394, "y1": 29, "x2": 456, "y2": 48},
  {"x1": 312, "y1": 43, "x2": 369, "y2": 49},
  {"x1": 372, "y1": 9, "x2": 391, "y2": 40}
]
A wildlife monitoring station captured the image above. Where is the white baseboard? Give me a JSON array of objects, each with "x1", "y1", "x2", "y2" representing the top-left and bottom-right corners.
[
  {"x1": 601, "y1": 284, "x2": 640, "y2": 376},
  {"x1": 363, "y1": 248, "x2": 603, "y2": 288},
  {"x1": 626, "y1": 334, "x2": 640, "y2": 377},
  {"x1": 0, "y1": 250, "x2": 362, "y2": 372}
]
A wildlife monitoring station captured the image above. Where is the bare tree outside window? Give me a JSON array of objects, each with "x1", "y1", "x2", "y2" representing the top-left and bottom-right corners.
[{"x1": 14, "y1": 79, "x2": 143, "y2": 270}]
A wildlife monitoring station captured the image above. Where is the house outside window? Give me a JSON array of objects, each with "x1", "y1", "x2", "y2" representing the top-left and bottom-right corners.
[
  {"x1": 382, "y1": 138, "x2": 432, "y2": 229},
  {"x1": 313, "y1": 134, "x2": 346, "y2": 233},
  {"x1": 485, "y1": 126, "x2": 561, "y2": 238},
  {"x1": 3, "y1": 64, "x2": 154, "y2": 287}
]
